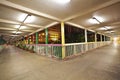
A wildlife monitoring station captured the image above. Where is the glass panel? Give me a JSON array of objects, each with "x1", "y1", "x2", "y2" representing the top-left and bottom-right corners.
[
  {"x1": 102, "y1": 35, "x2": 104, "y2": 41},
  {"x1": 48, "y1": 24, "x2": 61, "y2": 44},
  {"x1": 65, "y1": 24, "x2": 85, "y2": 43},
  {"x1": 87, "y1": 30, "x2": 95, "y2": 42},
  {"x1": 97, "y1": 34, "x2": 101, "y2": 41},
  {"x1": 38, "y1": 30, "x2": 45, "y2": 44}
]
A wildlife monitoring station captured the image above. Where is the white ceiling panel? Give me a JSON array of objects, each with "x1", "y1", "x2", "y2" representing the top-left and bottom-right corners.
[
  {"x1": 0, "y1": 0, "x2": 120, "y2": 40},
  {"x1": 7, "y1": 0, "x2": 112, "y2": 19}
]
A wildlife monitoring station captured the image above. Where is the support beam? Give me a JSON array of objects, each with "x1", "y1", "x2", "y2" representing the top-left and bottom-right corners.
[
  {"x1": 0, "y1": 27, "x2": 34, "y2": 32},
  {"x1": 0, "y1": 0, "x2": 61, "y2": 21},
  {"x1": 29, "y1": 22, "x2": 58, "y2": 36},
  {"x1": 0, "y1": 18, "x2": 44, "y2": 28},
  {"x1": 35, "y1": 32, "x2": 38, "y2": 44},
  {"x1": 63, "y1": 0, "x2": 120, "y2": 21},
  {"x1": 90, "y1": 20, "x2": 120, "y2": 30},
  {"x1": 45, "y1": 28, "x2": 48, "y2": 44},
  {"x1": 0, "y1": 18, "x2": 21, "y2": 24},
  {"x1": 85, "y1": 29, "x2": 88, "y2": 51},
  {"x1": 95, "y1": 33, "x2": 97, "y2": 42},
  {"x1": 61, "y1": 22, "x2": 65, "y2": 59},
  {"x1": 85, "y1": 29, "x2": 88, "y2": 43},
  {"x1": 0, "y1": 27, "x2": 16, "y2": 30}
]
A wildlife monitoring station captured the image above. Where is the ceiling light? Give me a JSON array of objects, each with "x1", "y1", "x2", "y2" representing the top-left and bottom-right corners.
[
  {"x1": 15, "y1": 25, "x2": 20, "y2": 28},
  {"x1": 12, "y1": 31, "x2": 22, "y2": 34},
  {"x1": 88, "y1": 16, "x2": 105, "y2": 24},
  {"x1": 93, "y1": 16, "x2": 104, "y2": 22},
  {"x1": 18, "y1": 14, "x2": 28, "y2": 22},
  {"x1": 104, "y1": 26, "x2": 112, "y2": 30},
  {"x1": 24, "y1": 15, "x2": 35, "y2": 23},
  {"x1": 16, "y1": 31, "x2": 22, "y2": 34},
  {"x1": 98, "y1": 26, "x2": 112, "y2": 30},
  {"x1": 20, "y1": 26, "x2": 27, "y2": 29},
  {"x1": 53, "y1": 0, "x2": 71, "y2": 4},
  {"x1": 10, "y1": 35, "x2": 19, "y2": 36},
  {"x1": 98, "y1": 27, "x2": 107, "y2": 30},
  {"x1": 12, "y1": 31, "x2": 17, "y2": 33},
  {"x1": 88, "y1": 18, "x2": 100, "y2": 24},
  {"x1": 105, "y1": 31, "x2": 115, "y2": 33}
]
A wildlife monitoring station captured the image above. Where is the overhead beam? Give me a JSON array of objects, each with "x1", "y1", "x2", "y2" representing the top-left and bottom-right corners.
[
  {"x1": 20, "y1": 29, "x2": 35, "y2": 32},
  {"x1": 28, "y1": 22, "x2": 59, "y2": 36},
  {"x1": 90, "y1": 20, "x2": 120, "y2": 30},
  {"x1": 24, "y1": 23, "x2": 43, "y2": 28},
  {"x1": 0, "y1": 18, "x2": 45, "y2": 28},
  {"x1": 0, "y1": 33, "x2": 13, "y2": 35},
  {"x1": 0, "y1": 0, "x2": 61, "y2": 21},
  {"x1": 0, "y1": 27, "x2": 34, "y2": 32},
  {"x1": 63, "y1": 0, "x2": 120, "y2": 21},
  {"x1": 0, "y1": 27, "x2": 16, "y2": 30},
  {"x1": 0, "y1": 18, "x2": 21, "y2": 24}
]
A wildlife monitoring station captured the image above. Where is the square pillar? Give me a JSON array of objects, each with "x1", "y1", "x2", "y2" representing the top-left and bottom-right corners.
[
  {"x1": 61, "y1": 22, "x2": 65, "y2": 59},
  {"x1": 36, "y1": 32, "x2": 39, "y2": 44},
  {"x1": 85, "y1": 29, "x2": 88, "y2": 51}
]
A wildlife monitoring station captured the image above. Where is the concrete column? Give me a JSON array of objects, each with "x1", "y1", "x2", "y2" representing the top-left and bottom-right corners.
[
  {"x1": 45, "y1": 28, "x2": 48, "y2": 55},
  {"x1": 61, "y1": 22, "x2": 65, "y2": 59},
  {"x1": 85, "y1": 29, "x2": 88, "y2": 43},
  {"x1": 95, "y1": 33, "x2": 97, "y2": 48},
  {"x1": 36, "y1": 32, "x2": 39, "y2": 44},
  {"x1": 85, "y1": 29, "x2": 88, "y2": 51},
  {"x1": 45, "y1": 28, "x2": 48, "y2": 44},
  {"x1": 28, "y1": 38, "x2": 30, "y2": 44},
  {"x1": 95, "y1": 33, "x2": 97, "y2": 42},
  {"x1": 101, "y1": 34, "x2": 102, "y2": 42}
]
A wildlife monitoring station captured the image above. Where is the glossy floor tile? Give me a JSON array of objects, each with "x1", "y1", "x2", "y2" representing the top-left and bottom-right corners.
[{"x1": 0, "y1": 44, "x2": 120, "y2": 80}]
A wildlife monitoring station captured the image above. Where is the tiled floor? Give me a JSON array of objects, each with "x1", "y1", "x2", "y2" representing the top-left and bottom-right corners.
[{"x1": 0, "y1": 44, "x2": 120, "y2": 80}]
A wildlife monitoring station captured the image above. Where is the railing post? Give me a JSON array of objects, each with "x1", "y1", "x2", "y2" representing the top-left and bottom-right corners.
[{"x1": 61, "y1": 22, "x2": 65, "y2": 59}]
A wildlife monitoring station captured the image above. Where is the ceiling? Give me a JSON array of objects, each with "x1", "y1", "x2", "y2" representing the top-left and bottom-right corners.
[{"x1": 0, "y1": 0, "x2": 120, "y2": 42}]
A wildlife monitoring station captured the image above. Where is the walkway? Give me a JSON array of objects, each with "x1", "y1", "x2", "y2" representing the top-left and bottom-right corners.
[{"x1": 0, "y1": 44, "x2": 120, "y2": 80}]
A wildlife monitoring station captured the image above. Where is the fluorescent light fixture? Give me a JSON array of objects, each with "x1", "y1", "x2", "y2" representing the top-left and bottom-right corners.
[
  {"x1": 20, "y1": 26, "x2": 27, "y2": 29},
  {"x1": 110, "y1": 31, "x2": 115, "y2": 33},
  {"x1": 10, "y1": 35, "x2": 19, "y2": 36},
  {"x1": 15, "y1": 25, "x2": 20, "y2": 28},
  {"x1": 12, "y1": 31, "x2": 17, "y2": 33},
  {"x1": 88, "y1": 18, "x2": 100, "y2": 24},
  {"x1": 93, "y1": 16, "x2": 104, "y2": 22},
  {"x1": 24, "y1": 15, "x2": 35, "y2": 23},
  {"x1": 89, "y1": 16, "x2": 105, "y2": 24},
  {"x1": 105, "y1": 31, "x2": 115, "y2": 33},
  {"x1": 53, "y1": 0, "x2": 71, "y2": 4},
  {"x1": 16, "y1": 31, "x2": 22, "y2": 34},
  {"x1": 18, "y1": 14, "x2": 28, "y2": 22},
  {"x1": 105, "y1": 26, "x2": 111, "y2": 29},
  {"x1": 98, "y1": 26, "x2": 112, "y2": 30},
  {"x1": 12, "y1": 31, "x2": 22, "y2": 34},
  {"x1": 98, "y1": 27, "x2": 107, "y2": 30}
]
